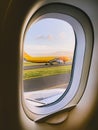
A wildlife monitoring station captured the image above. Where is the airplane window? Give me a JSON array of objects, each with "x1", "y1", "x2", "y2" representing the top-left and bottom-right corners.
[
  {"x1": 23, "y1": 18, "x2": 75, "y2": 107},
  {"x1": 21, "y1": 3, "x2": 93, "y2": 120}
]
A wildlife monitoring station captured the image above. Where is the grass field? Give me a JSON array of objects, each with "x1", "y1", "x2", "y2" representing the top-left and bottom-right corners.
[{"x1": 23, "y1": 65, "x2": 71, "y2": 80}]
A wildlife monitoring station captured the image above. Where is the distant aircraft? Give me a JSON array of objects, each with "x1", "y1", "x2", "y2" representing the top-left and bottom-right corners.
[{"x1": 24, "y1": 52, "x2": 70, "y2": 65}]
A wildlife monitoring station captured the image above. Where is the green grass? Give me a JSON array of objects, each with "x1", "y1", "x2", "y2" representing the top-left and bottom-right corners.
[{"x1": 23, "y1": 65, "x2": 71, "y2": 80}]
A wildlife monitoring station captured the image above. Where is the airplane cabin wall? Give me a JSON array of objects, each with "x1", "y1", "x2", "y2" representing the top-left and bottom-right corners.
[{"x1": 0, "y1": 0, "x2": 98, "y2": 130}]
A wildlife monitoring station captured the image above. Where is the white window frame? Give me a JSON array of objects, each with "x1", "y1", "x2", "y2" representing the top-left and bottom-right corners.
[{"x1": 22, "y1": 3, "x2": 93, "y2": 121}]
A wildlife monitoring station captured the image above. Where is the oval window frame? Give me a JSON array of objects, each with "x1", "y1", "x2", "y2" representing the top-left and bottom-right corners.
[{"x1": 21, "y1": 3, "x2": 94, "y2": 120}]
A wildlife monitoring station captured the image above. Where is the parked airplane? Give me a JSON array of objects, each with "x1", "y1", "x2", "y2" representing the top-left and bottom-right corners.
[{"x1": 24, "y1": 52, "x2": 70, "y2": 65}]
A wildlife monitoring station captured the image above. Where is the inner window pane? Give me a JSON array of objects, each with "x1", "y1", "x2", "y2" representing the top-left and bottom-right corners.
[{"x1": 23, "y1": 18, "x2": 75, "y2": 107}]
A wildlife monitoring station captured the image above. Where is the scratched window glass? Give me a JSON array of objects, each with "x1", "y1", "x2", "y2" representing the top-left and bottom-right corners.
[{"x1": 23, "y1": 18, "x2": 75, "y2": 107}]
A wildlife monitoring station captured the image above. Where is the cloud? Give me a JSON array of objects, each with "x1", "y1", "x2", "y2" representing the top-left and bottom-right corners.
[
  {"x1": 47, "y1": 34, "x2": 53, "y2": 40},
  {"x1": 59, "y1": 32, "x2": 66, "y2": 39},
  {"x1": 36, "y1": 35, "x2": 45, "y2": 39},
  {"x1": 36, "y1": 34, "x2": 53, "y2": 40}
]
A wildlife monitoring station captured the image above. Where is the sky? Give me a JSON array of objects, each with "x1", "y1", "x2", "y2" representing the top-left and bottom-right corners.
[{"x1": 24, "y1": 18, "x2": 75, "y2": 56}]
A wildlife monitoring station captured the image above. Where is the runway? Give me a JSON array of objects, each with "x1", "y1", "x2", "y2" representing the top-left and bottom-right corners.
[
  {"x1": 24, "y1": 63, "x2": 70, "y2": 70},
  {"x1": 24, "y1": 73, "x2": 70, "y2": 92}
]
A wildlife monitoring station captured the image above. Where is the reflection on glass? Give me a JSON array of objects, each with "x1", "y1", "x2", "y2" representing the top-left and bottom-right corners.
[{"x1": 23, "y1": 18, "x2": 75, "y2": 107}]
